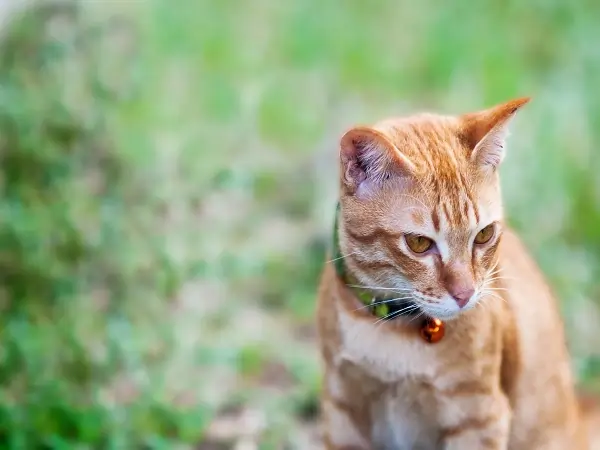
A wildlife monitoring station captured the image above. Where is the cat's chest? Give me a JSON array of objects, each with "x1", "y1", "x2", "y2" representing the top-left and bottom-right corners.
[
  {"x1": 335, "y1": 307, "x2": 455, "y2": 449},
  {"x1": 336, "y1": 304, "x2": 446, "y2": 382},
  {"x1": 371, "y1": 381, "x2": 441, "y2": 450}
]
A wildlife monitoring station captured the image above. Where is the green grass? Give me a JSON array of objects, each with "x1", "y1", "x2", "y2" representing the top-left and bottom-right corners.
[{"x1": 1, "y1": 0, "x2": 600, "y2": 448}]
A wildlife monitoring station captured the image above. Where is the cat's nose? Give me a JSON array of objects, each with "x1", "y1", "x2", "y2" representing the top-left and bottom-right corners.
[{"x1": 450, "y1": 288, "x2": 475, "y2": 308}]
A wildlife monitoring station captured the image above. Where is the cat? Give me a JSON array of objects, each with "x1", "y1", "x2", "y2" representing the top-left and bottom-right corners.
[{"x1": 316, "y1": 98, "x2": 600, "y2": 449}]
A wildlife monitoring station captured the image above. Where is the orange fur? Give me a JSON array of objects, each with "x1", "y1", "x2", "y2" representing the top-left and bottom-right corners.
[{"x1": 316, "y1": 98, "x2": 600, "y2": 449}]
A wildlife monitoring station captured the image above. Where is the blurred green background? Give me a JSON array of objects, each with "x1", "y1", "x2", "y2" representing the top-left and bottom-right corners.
[{"x1": 1, "y1": 0, "x2": 599, "y2": 448}]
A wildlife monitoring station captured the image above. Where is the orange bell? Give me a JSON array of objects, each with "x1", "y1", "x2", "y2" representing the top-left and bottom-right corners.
[{"x1": 420, "y1": 318, "x2": 445, "y2": 343}]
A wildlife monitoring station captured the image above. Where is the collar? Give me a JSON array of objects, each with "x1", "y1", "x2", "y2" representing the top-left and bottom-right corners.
[{"x1": 331, "y1": 201, "x2": 420, "y2": 320}]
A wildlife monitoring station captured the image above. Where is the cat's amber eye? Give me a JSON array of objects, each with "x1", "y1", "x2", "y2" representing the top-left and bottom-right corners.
[
  {"x1": 405, "y1": 235, "x2": 434, "y2": 254},
  {"x1": 474, "y1": 224, "x2": 495, "y2": 245}
]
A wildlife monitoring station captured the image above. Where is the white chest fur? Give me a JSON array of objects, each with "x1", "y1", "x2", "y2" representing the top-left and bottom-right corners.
[
  {"x1": 371, "y1": 383, "x2": 441, "y2": 450},
  {"x1": 336, "y1": 303, "x2": 442, "y2": 382},
  {"x1": 336, "y1": 305, "x2": 448, "y2": 449}
]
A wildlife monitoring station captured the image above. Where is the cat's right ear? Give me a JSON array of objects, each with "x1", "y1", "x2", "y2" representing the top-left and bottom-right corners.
[{"x1": 339, "y1": 126, "x2": 416, "y2": 196}]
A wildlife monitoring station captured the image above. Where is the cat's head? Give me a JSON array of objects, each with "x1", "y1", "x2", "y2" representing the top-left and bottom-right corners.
[{"x1": 337, "y1": 98, "x2": 529, "y2": 320}]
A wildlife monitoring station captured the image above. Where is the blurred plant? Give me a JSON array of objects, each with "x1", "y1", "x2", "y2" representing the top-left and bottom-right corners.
[{"x1": 0, "y1": 3, "x2": 213, "y2": 447}]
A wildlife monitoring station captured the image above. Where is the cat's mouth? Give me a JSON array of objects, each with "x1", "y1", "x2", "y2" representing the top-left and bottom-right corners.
[
  {"x1": 366, "y1": 292, "x2": 473, "y2": 322},
  {"x1": 411, "y1": 293, "x2": 476, "y2": 321}
]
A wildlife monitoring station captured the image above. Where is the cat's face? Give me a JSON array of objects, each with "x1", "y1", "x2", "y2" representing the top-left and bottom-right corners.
[{"x1": 338, "y1": 98, "x2": 529, "y2": 320}]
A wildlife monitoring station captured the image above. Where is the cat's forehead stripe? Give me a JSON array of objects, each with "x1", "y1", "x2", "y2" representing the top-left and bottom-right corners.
[
  {"x1": 458, "y1": 173, "x2": 479, "y2": 220},
  {"x1": 436, "y1": 195, "x2": 475, "y2": 229},
  {"x1": 431, "y1": 208, "x2": 440, "y2": 232},
  {"x1": 442, "y1": 203, "x2": 452, "y2": 224}
]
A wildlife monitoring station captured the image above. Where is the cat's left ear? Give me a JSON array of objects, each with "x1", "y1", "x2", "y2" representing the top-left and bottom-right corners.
[{"x1": 461, "y1": 97, "x2": 531, "y2": 170}]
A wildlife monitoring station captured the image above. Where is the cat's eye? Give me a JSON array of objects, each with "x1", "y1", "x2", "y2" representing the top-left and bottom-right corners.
[
  {"x1": 405, "y1": 235, "x2": 434, "y2": 254},
  {"x1": 474, "y1": 224, "x2": 495, "y2": 245}
]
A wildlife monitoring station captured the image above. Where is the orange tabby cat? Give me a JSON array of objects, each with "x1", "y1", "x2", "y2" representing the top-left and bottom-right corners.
[{"x1": 316, "y1": 98, "x2": 600, "y2": 449}]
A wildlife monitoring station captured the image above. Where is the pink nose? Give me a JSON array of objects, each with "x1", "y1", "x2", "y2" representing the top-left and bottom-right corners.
[{"x1": 451, "y1": 288, "x2": 475, "y2": 308}]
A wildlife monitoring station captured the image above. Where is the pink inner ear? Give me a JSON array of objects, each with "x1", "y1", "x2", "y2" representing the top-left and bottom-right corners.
[
  {"x1": 461, "y1": 97, "x2": 530, "y2": 147},
  {"x1": 339, "y1": 126, "x2": 417, "y2": 195},
  {"x1": 472, "y1": 122, "x2": 511, "y2": 168},
  {"x1": 462, "y1": 97, "x2": 530, "y2": 169},
  {"x1": 344, "y1": 155, "x2": 367, "y2": 186},
  {"x1": 340, "y1": 128, "x2": 392, "y2": 192}
]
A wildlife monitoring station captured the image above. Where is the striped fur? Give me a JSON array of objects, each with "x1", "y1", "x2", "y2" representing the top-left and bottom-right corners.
[{"x1": 317, "y1": 98, "x2": 600, "y2": 449}]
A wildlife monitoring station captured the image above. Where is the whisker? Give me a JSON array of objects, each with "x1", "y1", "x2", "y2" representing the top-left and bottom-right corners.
[
  {"x1": 486, "y1": 264, "x2": 503, "y2": 277},
  {"x1": 482, "y1": 290, "x2": 507, "y2": 304},
  {"x1": 485, "y1": 271, "x2": 504, "y2": 280},
  {"x1": 485, "y1": 267, "x2": 502, "y2": 276},
  {"x1": 373, "y1": 304, "x2": 420, "y2": 327},
  {"x1": 481, "y1": 277, "x2": 513, "y2": 290},
  {"x1": 487, "y1": 267, "x2": 502, "y2": 274},
  {"x1": 346, "y1": 284, "x2": 412, "y2": 292},
  {"x1": 486, "y1": 291, "x2": 508, "y2": 303},
  {"x1": 373, "y1": 309, "x2": 402, "y2": 327},
  {"x1": 393, "y1": 303, "x2": 421, "y2": 315},
  {"x1": 327, "y1": 251, "x2": 357, "y2": 263},
  {"x1": 485, "y1": 265, "x2": 518, "y2": 282},
  {"x1": 481, "y1": 283, "x2": 510, "y2": 295},
  {"x1": 408, "y1": 309, "x2": 427, "y2": 324},
  {"x1": 352, "y1": 296, "x2": 414, "y2": 312},
  {"x1": 483, "y1": 286, "x2": 509, "y2": 292},
  {"x1": 485, "y1": 275, "x2": 517, "y2": 283},
  {"x1": 371, "y1": 302, "x2": 420, "y2": 324}
]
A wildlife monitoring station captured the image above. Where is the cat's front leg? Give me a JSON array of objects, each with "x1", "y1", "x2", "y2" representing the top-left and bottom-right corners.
[
  {"x1": 321, "y1": 397, "x2": 372, "y2": 450},
  {"x1": 438, "y1": 389, "x2": 511, "y2": 450}
]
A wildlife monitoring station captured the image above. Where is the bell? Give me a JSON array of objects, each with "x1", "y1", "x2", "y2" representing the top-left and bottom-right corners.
[{"x1": 420, "y1": 317, "x2": 445, "y2": 343}]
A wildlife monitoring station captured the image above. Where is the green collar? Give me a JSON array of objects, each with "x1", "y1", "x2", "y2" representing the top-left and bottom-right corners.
[{"x1": 332, "y1": 201, "x2": 404, "y2": 319}]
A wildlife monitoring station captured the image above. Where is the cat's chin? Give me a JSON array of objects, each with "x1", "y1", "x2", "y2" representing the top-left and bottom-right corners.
[
  {"x1": 425, "y1": 310, "x2": 462, "y2": 321},
  {"x1": 416, "y1": 304, "x2": 468, "y2": 321}
]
